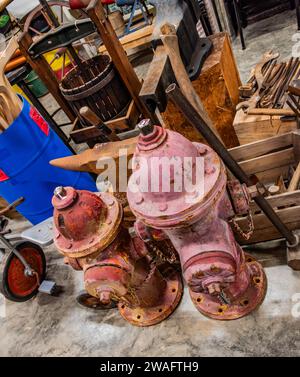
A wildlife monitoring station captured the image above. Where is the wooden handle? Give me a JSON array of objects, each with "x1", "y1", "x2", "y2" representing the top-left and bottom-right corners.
[
  {"x1": 0, "y1": 0, "x2": 13, "y2": 13},
  {"x1": 80, "y1": 106, "x2": 119, "y2": 141},
  {"x1": 0, "y1": 37, "x2": 23, "y2": 123},
  {"x1": 0, "y1": 114, "x2": 9, "y2": 132},
  {"x1": 160, "y1": 23, "x2": 222, "y2": 142},
  {"x1": 0, "y1": 93, "x2": 13, "y2": 124},
  {"x1": 0, "y1": 37, "x2": 19, "y2": 71},
  {"x1": 247, "y1": 108, "x2": 295, "y2": 116},
  {"x1": 80, "y1": 106, "x2": 103, "y2": 126},
  {"x1": 288, "y1": 162, "x2": 300, "y2": 192}
]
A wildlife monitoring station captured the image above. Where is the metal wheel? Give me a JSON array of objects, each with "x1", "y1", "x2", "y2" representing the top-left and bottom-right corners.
[
  {"x1": 22, "y1": 1, "x2": 91, "y2": 79},
  {"x1": 23, "y1": 1, "x2": 85, "y2": 35},
  {"x1": 0, "y1": 241, "x2": 46, "y2": 302}
]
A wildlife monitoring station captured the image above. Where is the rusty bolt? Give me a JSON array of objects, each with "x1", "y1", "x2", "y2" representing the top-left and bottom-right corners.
[
  {"x1": 135, "y1": 195, "x2": 144, "y2": 205},
  {"x1": 207, "y1": 283, "x2": 221, "y2": 295},
  {"x1": 137, "y1": 119, "x2": 154, "y2": 136},
  {"x1": 54, "y1": 186, "x2": 67, "y2": 200},
  {"x1": 198, "y1": 146, "x2": 207, "y2": 156},
  {"x1": 129, "y1": 227, "x2": 137, "y2": 238},
  {"x1": 99, "y1": 291, "x2": 112, "y2": 305},
  {"x1": 205, "y1": 166, "x2": 216, "y2": 175},
  {"x1": 159, "y1": 203, "x2": 168, "y2": 212}
]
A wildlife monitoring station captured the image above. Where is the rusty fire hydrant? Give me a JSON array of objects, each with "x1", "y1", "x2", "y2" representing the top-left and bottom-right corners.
[
  {"x1": 52, "y1": 186, "x2": 182, "y2": 326},
  {"x1": 127, "y1": 122, "x2": 267, "y2": 320}
]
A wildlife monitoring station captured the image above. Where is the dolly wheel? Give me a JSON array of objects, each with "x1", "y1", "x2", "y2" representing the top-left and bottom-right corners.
[{"x1": 0, "y1": 242, "x2": 46, "y2": 302}]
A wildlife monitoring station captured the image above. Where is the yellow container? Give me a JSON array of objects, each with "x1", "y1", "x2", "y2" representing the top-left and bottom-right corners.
[{"x1": 44, "y1": 50, "x2": 72, "y2": 73}]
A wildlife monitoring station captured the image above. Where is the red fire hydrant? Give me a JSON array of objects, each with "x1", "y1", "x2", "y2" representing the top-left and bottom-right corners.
[
  {"x1": 127, "y1": 122, "x2": 267, "y2": 320},
  {"x1": 52, "y1": 186, "x2": 182, "y2": 326}
]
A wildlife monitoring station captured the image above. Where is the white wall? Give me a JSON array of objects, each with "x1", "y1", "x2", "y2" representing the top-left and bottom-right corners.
[{"x1": 7, "y1": 0, "x2": 41, "y2": 19}]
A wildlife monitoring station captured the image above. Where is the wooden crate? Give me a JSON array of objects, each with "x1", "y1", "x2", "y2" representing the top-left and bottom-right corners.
[
  {"x1": 233, "y1": 108, "x2": 298, "y2": 145},
  {"x1": 70, "y1": 100, "x2": 140, "y2": 147},
  {"x1": 163, "y1": 32, "x2": 241, "y2": 148},
  {"x1": 229, "y1": 131, "x2": 300, "y2": 245}
]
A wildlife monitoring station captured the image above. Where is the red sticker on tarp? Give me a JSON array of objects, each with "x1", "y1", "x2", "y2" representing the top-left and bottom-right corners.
[
  {"x1": 0, "y1": 169, "x2": 9, "y2": 182},
  {"x1": 30, "y1": 107, "x2": 49, "y2": 136}
]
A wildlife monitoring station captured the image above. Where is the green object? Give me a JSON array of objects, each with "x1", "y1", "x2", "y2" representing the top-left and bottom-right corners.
[
  {"x1": 24, "y1": 70, "x2": 48, "y2": 98},
  {"x1": 0, "y1": 15, "x2": 10, "y2": 28}
]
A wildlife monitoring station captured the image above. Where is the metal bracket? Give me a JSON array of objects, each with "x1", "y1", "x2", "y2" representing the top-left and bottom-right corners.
[
  {"x1": 28, "y1": 19, "x2": 96, "y2": 58},
  {"x1": 140, "y1": 46, "x2": 176, "y2": 113},
  {"x1": 38, "y1": 280, "x2": 57, "y2": 295},
  {"x1": 151, "y1": 0, "x2": 213, "y2": 82},
  {"x1": 21, "y1": 217, "x2": 54, "y2": 247},
  {"x1": 187, "y1": 38, "x2": 212, "y2": 81}
]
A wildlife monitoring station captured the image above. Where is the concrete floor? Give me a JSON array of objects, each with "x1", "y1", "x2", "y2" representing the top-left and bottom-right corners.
[
  {"x1": 232, "y1": 9, "x2": 299, "y2": 82},
  {"x1": 1, "y1": 9, "x2": 300, "y2": 357}
]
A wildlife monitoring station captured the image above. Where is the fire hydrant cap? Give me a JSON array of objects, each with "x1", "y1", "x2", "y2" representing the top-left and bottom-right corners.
[
  {"x1": 52, "y1": 186, "x2": 78, "y2": 209},
  {"x1": 53, "y1": 190, "x2": 122, "y2": 258},
  {"x1": 127, "y1": 127, "x2": 226, "y2": 228}
]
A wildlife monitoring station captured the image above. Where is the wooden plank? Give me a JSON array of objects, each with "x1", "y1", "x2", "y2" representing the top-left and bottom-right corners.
[
  {"x1": 292, "y1": 131, "x2": 300, "y2": 162},
  {"x1": 106, "y1": 100, "x2": 139, "y2": 130},
  {"x1": 236, "y1": 221, "x2": 300, "y2": 245},
  {"x1": 220, "y1": 34, "x2": 241, "y2": 106},
  {"x1": 233, "y1": 108, "x2": 297, "y2": 145},
  {"x1": 140, "y1": 45, "x2": 172, "y2": 112},
  {"x1": 162, "y1": 33, "x2": 241, "y2": 148},
  {"x1": 99, "y1": 25, "x2": 154, "y2": 54},
  {"x1": 239, "y1": 148, "x2": 295, "y2": 175},
  {"x1": 230, "y1": 133, "x2": 293, "y2": 162},
  {"x1": 250, "y1": 190, "x2": 300, "y2": 212},
  {"x1": 236, "y1": 205, "x2": 300, "y2": 231},
  {"x1": 70, "y1": 101, "x2": 138, "y2": 144},
  {"x1": 255, "y1": 165, "x2": 290, "y2": 184}
]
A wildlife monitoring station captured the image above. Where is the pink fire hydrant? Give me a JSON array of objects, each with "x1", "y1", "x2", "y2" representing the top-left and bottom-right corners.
[{"x1": 127, "y1": 122, "x2": 267, "y2": 320}]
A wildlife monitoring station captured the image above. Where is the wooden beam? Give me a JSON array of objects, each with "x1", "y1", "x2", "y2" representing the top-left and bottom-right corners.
[
  {"x1": 230, "y1": 133, "x2": 293, "y2": 162},
  {"x1": 292, "y1": 130, "x2": 300, "y2": 162},
  {"x1": 239, "y1": 148, "x2": 295, "y2": 175},
  {"x1": 140, "y1": 45, "x2": 174, "y2": 112},
  {"x1": 99, "y1": 25, "x2": 154, "y2": 54},
  {"x1": 249, "y1": 190, "x2": 300, "y2": 212}
]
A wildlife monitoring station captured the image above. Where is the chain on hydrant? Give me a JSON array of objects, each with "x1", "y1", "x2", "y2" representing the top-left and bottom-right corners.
[
  {"x1": 127, "y1": 122, "x2": 267, "y2": 320},
  {"x1": 52, "y1": 186, "x2": 183, "y2": 326}
]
